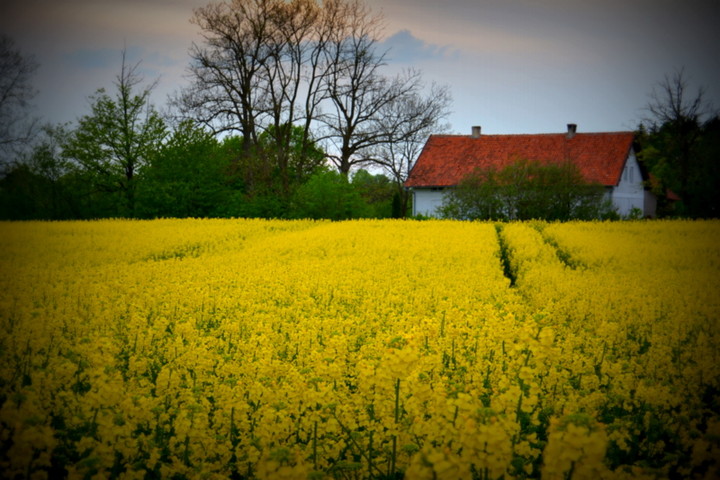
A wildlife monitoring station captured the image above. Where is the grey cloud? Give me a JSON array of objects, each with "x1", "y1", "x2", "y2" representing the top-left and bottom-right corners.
[
  {"x1": 64, "y1": 46, "x2": 178, "y2": 70},
  {"x1": 380, "y1": 30, "x2": 455, "y2": 64}
]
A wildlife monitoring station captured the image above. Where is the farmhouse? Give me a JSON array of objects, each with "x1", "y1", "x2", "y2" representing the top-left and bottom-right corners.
[{"x1": 405, "y1": 124, "x2": 656, "y2": 218}]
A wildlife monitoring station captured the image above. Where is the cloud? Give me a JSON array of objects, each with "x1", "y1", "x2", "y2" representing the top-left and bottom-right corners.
[
  {"x1": 380, "y1": 30, "x2": 455, "y2": 64},
  {"x1": 65, "y1": 48, "x2": 128, "y2": 69},
  {"x1": 64, "y1": 46, "x2": 179, "y2": 70}
]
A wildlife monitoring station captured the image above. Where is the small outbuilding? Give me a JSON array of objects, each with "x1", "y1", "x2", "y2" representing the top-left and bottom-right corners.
[{"x1": 404, "y1": 124, "x2": 656, "y2": 217}]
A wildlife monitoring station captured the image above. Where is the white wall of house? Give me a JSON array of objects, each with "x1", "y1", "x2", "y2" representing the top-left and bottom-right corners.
[
  {"x1": 610, "y1": 151, "x2": 646, "y2": 216},
  {"x1": 412, "y1": 188, "x2": 446, "y2": 216}
]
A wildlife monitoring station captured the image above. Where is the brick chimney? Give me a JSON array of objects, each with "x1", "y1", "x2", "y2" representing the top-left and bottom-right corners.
[
  {"x1": 566, "y1": 123, "x2": 577, "y2": 139},
  {"x1": 471, "y1": 126, "x2": 482, "y2": 138}
]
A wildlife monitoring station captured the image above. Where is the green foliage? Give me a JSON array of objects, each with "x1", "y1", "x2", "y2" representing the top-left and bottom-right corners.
[
  {"x1": 223, "y1": 190, "x2": 290, "y2": 219},
  {"x1": 694, "y1": 117, "x2": 720, "y2": 217},
  {"x1": 221, "y1": 126, "x2": 326, "y2": 199},
  {"x1": 637, "y1": 116, "x2": 720, "y2": 218},
  {"x1": 440, "y1": 158, "x2": 611, "y2": 221},
  {"x1": 290, "y1": 168, "x2": 370, "y2": 220},
  {"x1": 287, "y1": 168, "x2": 396, "y2": 220},
  {"x1": 0, "y1": 125, "x2": 80, "y2": 219},
  {"x1": 440, "y1": 168, "x2": 504, "y2": 220},
  {"x1": 257, "y1": 124, "x2": 327, "y2": 186},
  {"x1": 210, "y1": 126, "x2": 328, "y2": 218},
  {"x1": 0, "y1": 164, "x2": 53, "y2": 219},
  {"x1": 350, "y1": 169, "x2": 395, "y2": 218},
  {"x1": 624, "y1": 207, "x2": 644, "y2": 220},
  {"x1": 135, "y1": 121, "x2": 231, "y2": 218},
  {"x1": 637, "y1": 69, "x2": 720, "y2": 218}
]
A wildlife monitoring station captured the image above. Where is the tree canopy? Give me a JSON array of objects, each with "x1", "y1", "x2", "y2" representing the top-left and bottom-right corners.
[
  {"x1": 636, "y1": 68, "x2": 720, "y2": 218},
  {"x1": 439, "y1": 158, "x2": 613, "y2": 221},
  {"x1": 62, "y1": 52, "x2": 167, "y2": 217}
]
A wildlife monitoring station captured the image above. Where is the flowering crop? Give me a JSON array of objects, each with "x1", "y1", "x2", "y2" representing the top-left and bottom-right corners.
[{"x1": 1, "y1": 218, "x2": 718, "y2": 479}]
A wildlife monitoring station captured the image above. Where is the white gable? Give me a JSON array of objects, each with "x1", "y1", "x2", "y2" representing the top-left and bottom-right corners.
[{"x1": 610, "y1": 149, "x2": 646, "y2": 217}]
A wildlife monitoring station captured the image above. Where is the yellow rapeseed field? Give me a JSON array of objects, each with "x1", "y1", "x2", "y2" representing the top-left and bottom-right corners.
[{"x1": 1, "y1": 219, "x2": 718, "y2": 479}]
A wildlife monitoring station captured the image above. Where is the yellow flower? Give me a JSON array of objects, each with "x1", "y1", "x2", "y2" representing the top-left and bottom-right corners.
[{"x1": 1, "y1": 219, "x2": 718, "y2": 478}]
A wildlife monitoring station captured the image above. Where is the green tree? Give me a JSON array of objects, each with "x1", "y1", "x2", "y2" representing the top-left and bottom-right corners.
[
  {"x1": 218, "y1": 125, "x2": 326, "y2": 218},
  {"x1": 0, "y1": 124, "x2": 83, "y2": 219},
  {"x1": 290, "y1": 168, "x2": 368, "y2": 219},
  {"x1": 0, "y1": 164, "x2": 49, "y2": 219},
  {"x1": 440, "y1": 158, "x2": 610, "y2": 221},
  {"x1": 136, "y1": 121, "x2": 231, "y2": 218},
  {"x1": 637, "y1": 69, "x2": 718, "y2": 217},
  {"x1": 350, "y1": 169, "x2": 394, "y2": 218},
  {"x1": 63, "y1": 51, "x2": 166, "y2": 217},
  {"x1": 693, "y1": 116, "x2": 720, "y2": 217},
  {"x1": 439, "y1": 166, "x2": 504, "y2": 221},
  {"x1": 256, "y1": 124, "x2": 326, "y2": 187}
]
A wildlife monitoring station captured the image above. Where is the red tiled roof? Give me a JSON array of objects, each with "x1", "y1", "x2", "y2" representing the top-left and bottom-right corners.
[{"x1": 404, "y1": 132, "x2": 635, "y2": 188}]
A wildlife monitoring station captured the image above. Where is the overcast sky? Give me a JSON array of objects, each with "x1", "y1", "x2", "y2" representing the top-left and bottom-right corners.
[{"x1": 2, "y1": 0, "x2": 719, "y2": 135}]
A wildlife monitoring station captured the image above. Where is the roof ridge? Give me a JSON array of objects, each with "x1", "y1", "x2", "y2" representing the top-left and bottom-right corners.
[{"x1": 435, "y1": 131, "x2": 634, "y2": 137}]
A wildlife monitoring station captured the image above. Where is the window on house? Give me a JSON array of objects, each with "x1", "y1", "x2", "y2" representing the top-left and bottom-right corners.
[{"x1": 629, "y1": 167, "x2": 634, "y2": 183}]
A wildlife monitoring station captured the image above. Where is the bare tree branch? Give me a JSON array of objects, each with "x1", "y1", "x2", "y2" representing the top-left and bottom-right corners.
[
  {"x1": 369, "y1": 81, "x2": 452, "y2": 215},
  {"x1": 644, "y1": 67, "x2": 711, "y2": 128},
  {"x1": 0, "y1": 34, "x2": 39, "y2": 165}
]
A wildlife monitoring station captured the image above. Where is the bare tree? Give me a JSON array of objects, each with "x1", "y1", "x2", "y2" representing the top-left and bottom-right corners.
[
  {"x1": 182, "y1": 0, "x2": 453, "y2": 191},
  {"x1": 183, "y1": 0, "x2": 275, "y2": 146},
  {"x1": 315, "y1": 0, "x2": 388, "y2": 175},
  {"x1": 317, "y1": 2, "x2": 453, "y2": 179},
  {"x1": 183, "y1": 0, "x2": 343, "y2": 194},
  {"x1": 259, "y1": 0, "x2": 327, "y2": 192},
  {"x1": 0, "y1": 34, "x2": 38, "y2": 166},
  {"x1": 371, "y1": 81, "x2": 452, "y2": 216},
  {"x1": 646, "y1": 67, "x2": 710, "y2": 127}
]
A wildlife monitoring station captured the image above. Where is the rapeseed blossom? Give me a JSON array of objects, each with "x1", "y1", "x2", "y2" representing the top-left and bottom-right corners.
[{"x1": 0, "y1": 218, "x2": 718, "y2": 479}]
